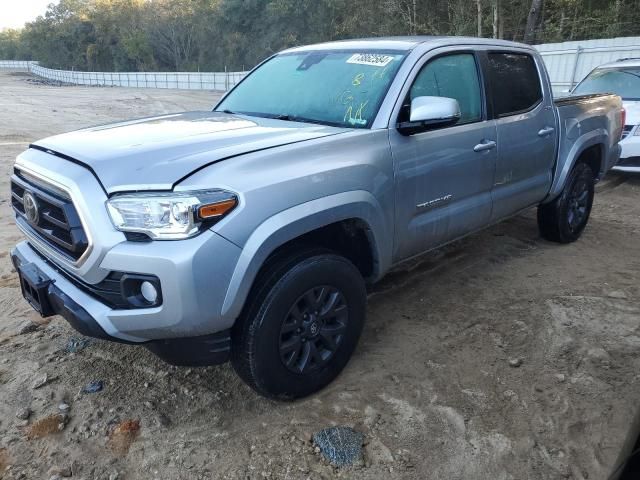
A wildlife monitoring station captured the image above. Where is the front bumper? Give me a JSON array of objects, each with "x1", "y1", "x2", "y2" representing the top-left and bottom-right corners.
[
  {"x1": 10, "y1": 148, "x2": 245, "y2": 365},
  {"x1": 12, "y1": 226, "x2": 241, "y2": 342},
  {"x1": 11, "y1": 248, "x2": 116, "y2": 341},
  {"x1": 11, "y1": 243, "x2": 235, "y2": 366}
]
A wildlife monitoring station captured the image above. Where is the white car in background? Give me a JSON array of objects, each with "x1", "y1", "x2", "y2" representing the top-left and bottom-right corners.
[{"x1": 572, "y1": 59, "x2": 640, "y2": 172}]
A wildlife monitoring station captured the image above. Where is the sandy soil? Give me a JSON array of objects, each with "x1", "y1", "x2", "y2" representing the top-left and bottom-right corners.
[{"x1": 0, "y1": 71, "x2": 638, "y2": 480}]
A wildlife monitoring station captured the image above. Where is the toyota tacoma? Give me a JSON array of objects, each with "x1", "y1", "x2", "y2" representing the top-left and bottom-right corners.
[{"x1": 10, "y1": 37, "x2": 624, "y2": 399}]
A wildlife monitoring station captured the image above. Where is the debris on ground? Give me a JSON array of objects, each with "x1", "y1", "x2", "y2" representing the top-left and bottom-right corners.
[
  {"x1": 313, "y1": 426, "x2": 364, "y2": 466},
  {"x1": 26, "y1": 414, "x2": 67, "y2": 439},
  {"x1": 47, "y1": 465, "x2": 72, "y2": 478},
  {"x1": 364, "y1": 438, "x2": 395, "y2": 466},
  {"x1": 83, "y1": 380, "x2": 103, "y2": 393},
  {"x1": 607, "y1": 290, "x2": 628, "y2": 299},
  {"x1": 31, "y1": 373, "x2": 55, "y2": 389},
  {"x1": 58, "y1": 403, "x2": 70, "y2": 413},
  {"x1": 508, "y1": 358, "x2": 523, "y2": 368},
  {"x1": 108, "y1": 419, "x2": 141, "y2": 455},
  {"x1": 65, "y1": 337, "x2": 92, "y2": 353},
  {"x1": 15, "y1": 407, "x2": 31, "y2": 420},
  {"x1": 17, "y1": 321, "x2": 39, "y2": 335},
  {"x1": 0, "y1": 448, "x2": 9, "y2": 471}
]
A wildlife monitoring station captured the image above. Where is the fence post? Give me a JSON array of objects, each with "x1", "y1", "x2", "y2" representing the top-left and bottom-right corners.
[{"x1": 569, "y1": 46, "x2": 583, "y2": 90}]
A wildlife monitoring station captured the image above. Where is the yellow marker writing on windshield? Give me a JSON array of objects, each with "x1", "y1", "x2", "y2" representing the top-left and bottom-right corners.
[
  {"x1": 352, "y1": 73, "x2": 365, "y2": 86},
  {"x1": 354, "y1": 100, "x2": 369, "y2": 121},
  {"x1": 372, "y1": 65, "x2": 390, "y2": 80},
  {"x1": 344, "y1": 100, "x2": 369, "y2": 125}
]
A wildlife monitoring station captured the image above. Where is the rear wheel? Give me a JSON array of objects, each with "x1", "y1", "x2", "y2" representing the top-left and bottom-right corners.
[
  {"x1": 537, "y1": 162, "x2": 595, "y2": 243},
  {"x1": 231, "y1": 248, "x2": 366, "y2": 400}
]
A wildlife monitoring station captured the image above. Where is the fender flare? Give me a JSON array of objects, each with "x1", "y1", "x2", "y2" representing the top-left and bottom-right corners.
[
  {"x1": 219, "y1": 190, "x2": 391, "y2": 322},
  {"x1": 544, "y1": 128, "x2": 608, "y2": 203}
]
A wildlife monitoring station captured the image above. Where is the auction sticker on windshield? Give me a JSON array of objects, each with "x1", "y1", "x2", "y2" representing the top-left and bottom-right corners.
[{"x1": 347, "y1": 53, "x2": 395, "y2": 67}]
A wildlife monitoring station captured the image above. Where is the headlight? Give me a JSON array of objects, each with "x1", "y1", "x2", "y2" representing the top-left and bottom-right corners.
[{"x1": 106, "y1": 190, "x2": 238, "y2": 240}]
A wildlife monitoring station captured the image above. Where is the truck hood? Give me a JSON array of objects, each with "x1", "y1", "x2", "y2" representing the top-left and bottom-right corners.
[
  {"x1": 623, "y1": 100, "x2": 640, "y2": 126},
  {"x1": 32, "y1": 111, "x2": 347, "y2": 194}
]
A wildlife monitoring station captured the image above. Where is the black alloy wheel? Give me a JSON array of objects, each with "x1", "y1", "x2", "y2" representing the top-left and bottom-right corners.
[
  {"x1": 231, "y1": 247, "x2": 366, "y2": 399},
  {"x1": 279, "y1": 286, "x2": 348, "y2": 374},
  {"x1": 538, "y1": 161, "x2": 595, "y2": 243}
]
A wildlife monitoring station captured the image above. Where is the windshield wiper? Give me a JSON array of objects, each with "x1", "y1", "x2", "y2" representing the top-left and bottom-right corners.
[
  {"x1": 273, "y1": 114, "x2": 343, "y2": 128},
  {"x1": 225, "y1": 111, "x2": 344, "y2": 128}
]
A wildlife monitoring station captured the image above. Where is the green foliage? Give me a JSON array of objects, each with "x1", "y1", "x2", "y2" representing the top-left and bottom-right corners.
[{"x1": 2, "y1": 0, "x2": 640, "y2": 71}]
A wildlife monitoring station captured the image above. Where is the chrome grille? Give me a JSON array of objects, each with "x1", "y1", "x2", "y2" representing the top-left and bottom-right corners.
[{"x1": 11, "y1": 170, "x2": 88, "y2": 261}]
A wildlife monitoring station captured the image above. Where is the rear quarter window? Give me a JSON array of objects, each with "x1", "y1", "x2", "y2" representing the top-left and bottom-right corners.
[{"x1": 487, "y1": 53, "x2": 543, "y2": 117}]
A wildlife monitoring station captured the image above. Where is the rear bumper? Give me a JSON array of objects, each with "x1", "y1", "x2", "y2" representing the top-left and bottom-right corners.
[
  {"x1": 612, "y1": 158, "x2": 640, "y2": 172},
  {"x1": 613, "y1": 135, "x2": 640, "y2": 172}
]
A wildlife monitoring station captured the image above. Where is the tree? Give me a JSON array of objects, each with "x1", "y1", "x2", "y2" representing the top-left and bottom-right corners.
[
  {"x1": 3, "y1": 0, "x2": 640, "y2": 70},
  {"x1": 523, "y1": 0, "x2": 544, "y2": 43}
]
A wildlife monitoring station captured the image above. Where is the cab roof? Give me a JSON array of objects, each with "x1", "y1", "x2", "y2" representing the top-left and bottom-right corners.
[{"x1": 282, "y1": 36, "x2": 532, "y2": 54}]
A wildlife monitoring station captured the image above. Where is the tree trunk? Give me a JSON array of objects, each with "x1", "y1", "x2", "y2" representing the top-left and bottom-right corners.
[
  {"x1": 492, "y1": 0, "x2": 499, "y2": 39},
  {"x1": 570, "y1": 0, "x2": 578, "y2": 40},
  {"x1": 412, "y1": 0, "x2": 417, "y2": 35},
  {"x1": 477, "y1": 0, "x2": 482, "y2": 37},
  {"x1": 523, "y1": 0, "x2": 543, "y2": 44}
]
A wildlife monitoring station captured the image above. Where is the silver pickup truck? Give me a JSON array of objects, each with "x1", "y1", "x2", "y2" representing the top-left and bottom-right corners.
[{"x1": 10, "y1": 37, "x2": 623, "y2": 399}]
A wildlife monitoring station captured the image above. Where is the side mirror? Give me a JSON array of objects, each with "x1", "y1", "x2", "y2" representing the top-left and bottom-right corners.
[{"x1": 398, "y1": 96, "x2": 461, "y2": 135}]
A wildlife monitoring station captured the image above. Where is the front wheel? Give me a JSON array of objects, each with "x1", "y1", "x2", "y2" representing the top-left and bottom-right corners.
[
  {"x1": 537, "y1": 162, "x2": 595, "y2": 243},
  {"x1": 231, "y1": 248, "x2": 366, "y2": 400}
]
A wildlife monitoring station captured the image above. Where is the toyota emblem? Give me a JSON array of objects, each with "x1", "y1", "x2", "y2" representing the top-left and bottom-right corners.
[{"x1": 22, "y1": 191, "x2": 40, "y2": 225}]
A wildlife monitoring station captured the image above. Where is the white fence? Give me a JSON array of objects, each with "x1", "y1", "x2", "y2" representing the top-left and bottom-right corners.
[
  {"x1": 3, "y1": 36, "x2": 640, "y2": 94},
  {"x1": 0, "y1": 60, "x2": 246, "y2": 91},
  {"x1": 0, "y1": 60, "x2": 37, "y2": 71},
  {"x1": 535, "y1": 36, "x2": 640, "y2": 95}
]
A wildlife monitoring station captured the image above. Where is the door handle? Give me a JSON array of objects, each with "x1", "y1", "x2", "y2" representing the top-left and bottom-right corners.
[
  {"x1": 473, "y1": 140, "x2": 497, "y2": 152},
  {"x1": 538, "y1": 126, "x2": 555, "y2": 137}
]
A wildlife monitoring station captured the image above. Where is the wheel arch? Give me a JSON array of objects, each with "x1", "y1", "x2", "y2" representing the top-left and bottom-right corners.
[
  {"x1": 220, "y1": 191, "x2": 392, "y2": 322},
  {"x1": 544, "y1": 129, "x2": 607, "y2": 203}
]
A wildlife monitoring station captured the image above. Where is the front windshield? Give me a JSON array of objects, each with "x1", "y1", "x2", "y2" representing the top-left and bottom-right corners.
[
  {"x1": 573, "y1": 67, "x2": 640, "y2": 100},
  {"x1": 216, "y1": 50, "x2": 407, "y2": 129}
]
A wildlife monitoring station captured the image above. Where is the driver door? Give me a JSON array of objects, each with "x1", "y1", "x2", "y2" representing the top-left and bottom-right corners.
[{"x1": 389, "y1": 50, "x2": 497, "y2": 261}]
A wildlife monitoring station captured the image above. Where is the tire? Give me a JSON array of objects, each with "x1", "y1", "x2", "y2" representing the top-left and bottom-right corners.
[
  {"x1": 231, "y1": 247, "x2": 367, "y2": 400},
  {"x1": 537, "y1": 161, "x2": 595, "y2": 243}
]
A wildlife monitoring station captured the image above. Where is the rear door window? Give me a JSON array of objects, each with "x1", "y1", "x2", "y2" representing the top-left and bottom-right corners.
[{"x1": 486, "y1": 53, "x2": 543, "y2": 117}]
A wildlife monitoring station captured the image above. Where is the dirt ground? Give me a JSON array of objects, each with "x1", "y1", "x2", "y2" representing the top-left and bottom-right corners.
[{"x1": 0, "y1": 70, "x2": 639, "y2": 480}]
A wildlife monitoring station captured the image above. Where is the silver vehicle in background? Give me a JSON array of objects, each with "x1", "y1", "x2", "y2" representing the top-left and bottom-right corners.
[
  {"x1": 571, "y1": 58, "x2": 640, "y2": 172},
  {"x1": 10, "y1": 37, "x2": 624, "y2": 399}
]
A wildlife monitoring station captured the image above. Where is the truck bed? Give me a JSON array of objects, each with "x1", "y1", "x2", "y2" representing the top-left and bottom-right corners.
[{"x1": 550, "y1": 92, "x2": 623, "y2": 193}]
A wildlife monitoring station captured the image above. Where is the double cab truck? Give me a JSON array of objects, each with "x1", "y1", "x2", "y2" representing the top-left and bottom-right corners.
[{"x1": 10, "y1": 37, "x2": 624, "y2": 399}]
